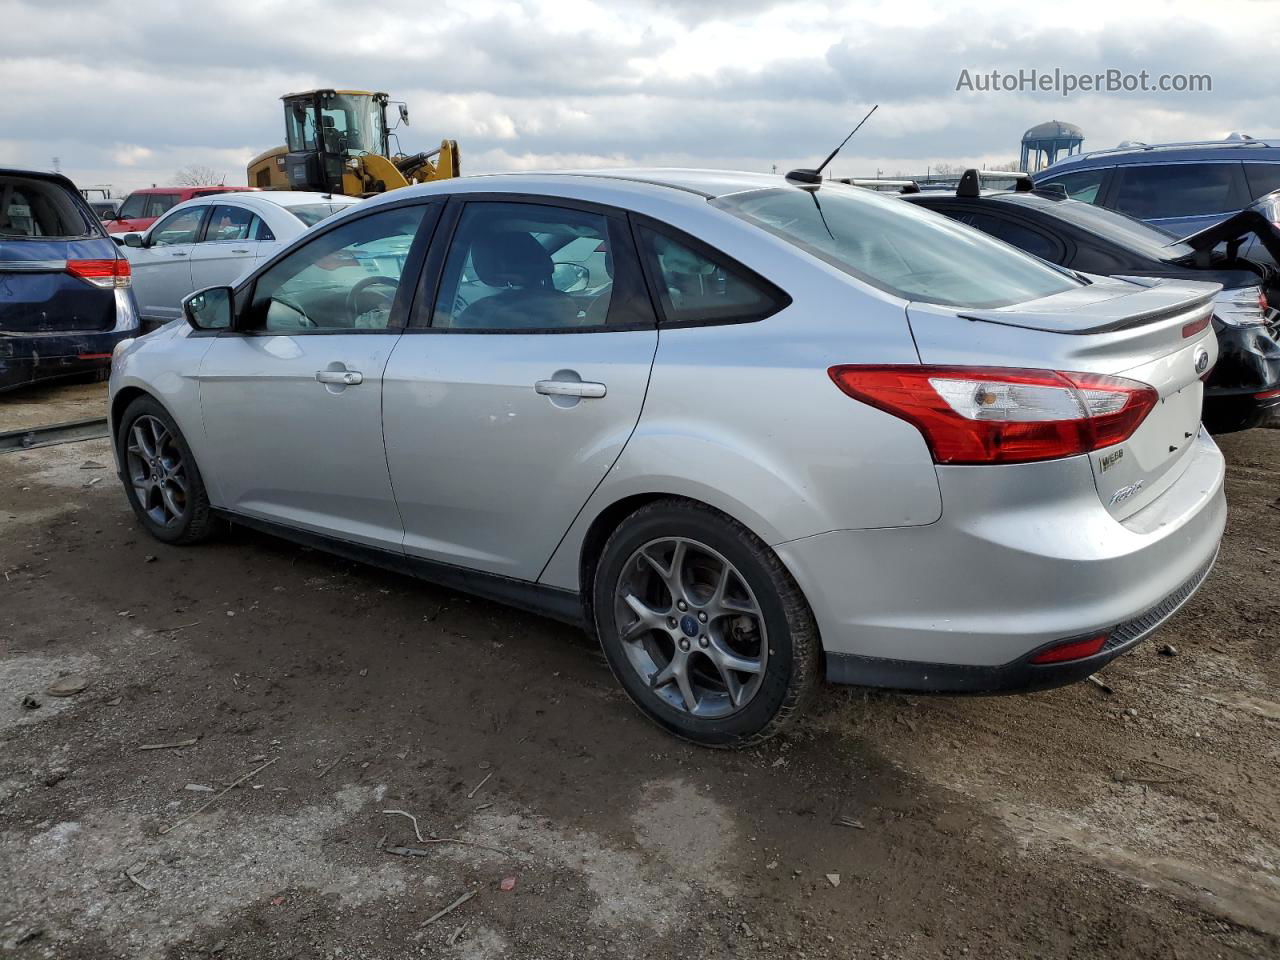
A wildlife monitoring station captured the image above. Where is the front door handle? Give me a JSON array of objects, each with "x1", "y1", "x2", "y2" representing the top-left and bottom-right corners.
[
  {"x1": 170, "y1": 251, "x2": 188, "y2": 258},
  {"x1": 231, "y1": 248, "x2": 250, "y2": 254},
  {"x1": 316, "y1": 369, "x2": 363, "y2": 385},
  {"x1": 535, "y1": 379, "x2": 606, "y2": 399}
]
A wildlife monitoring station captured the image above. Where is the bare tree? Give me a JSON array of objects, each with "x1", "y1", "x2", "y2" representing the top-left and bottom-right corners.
[
  {"x1": 985, "y1": 159, "x2": 1022, "y2": 172},
  {"x1": 173, "y1": 164, "x2": 226, "y2": 186}
]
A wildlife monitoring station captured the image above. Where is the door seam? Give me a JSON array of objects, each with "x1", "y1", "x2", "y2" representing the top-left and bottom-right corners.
[{"x1": 533, "y1": 326, "x2": 662, "y2": 585}]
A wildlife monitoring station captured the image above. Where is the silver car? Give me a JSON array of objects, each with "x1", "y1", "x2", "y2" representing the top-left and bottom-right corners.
[
  {"x1": 120, "y1": 191, "x2": 360, "y2": 329},
  {"x1": 108, "y1": 170, "x2": 1227, "y2": 746}
]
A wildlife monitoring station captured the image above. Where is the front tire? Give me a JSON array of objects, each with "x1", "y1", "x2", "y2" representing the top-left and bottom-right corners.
[
  {"x1": 592, "y1": 499, "x2": 819, "y2": 748},
  {"x1": 116, "y1": 395, "x2": 215, "y2": 545}
]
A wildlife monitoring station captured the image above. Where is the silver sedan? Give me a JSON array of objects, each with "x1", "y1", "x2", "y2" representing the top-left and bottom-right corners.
[
  {"x1": 119, "y1": 191, "x2": 360, "y2": 329},
  {"x1": 108, "y1": 170, "x2": 1226, "y2": 746}
]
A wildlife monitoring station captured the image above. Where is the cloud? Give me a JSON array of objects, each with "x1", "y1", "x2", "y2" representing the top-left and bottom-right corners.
[
  {"x1": 0, "y1": 0, "x2": 1273, "y2": 191},
  {"x1": 111, "y1": 145, "x2": 154, "y2": 167}
]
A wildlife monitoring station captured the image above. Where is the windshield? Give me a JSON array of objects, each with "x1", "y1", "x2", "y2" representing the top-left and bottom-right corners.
[
  {"x1": 713, "y1": 186, "x2": 1080, "y2": 308},
  {"x1": 997, "y1": 194, "x2": 1194, "y2": 262},
  {"x1": 288, "y1": 202, "x2": 358, "y2": 227},
  {"x1": 320, "y1": 94, "x2": 384, "y2": 157}
]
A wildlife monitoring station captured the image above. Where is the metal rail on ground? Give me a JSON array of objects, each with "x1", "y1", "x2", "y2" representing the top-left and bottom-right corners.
[{"x1": 0, "y1": 417, "x2": 110, "y2": 453}]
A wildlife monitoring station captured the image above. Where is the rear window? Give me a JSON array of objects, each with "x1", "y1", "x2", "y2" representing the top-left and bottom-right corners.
[
  {"x1": 712, "y1": 186, "x2": 1079, "y2": 309},
  {"x1": 997, "y1": 194, "x2": 1193, "y2": 261},
  {"x1": 0, "y1": 176, "x2": 93, "y2": 239},
  {"x1": 288, "y1": 202, "x2": 357, "y2": 227}
]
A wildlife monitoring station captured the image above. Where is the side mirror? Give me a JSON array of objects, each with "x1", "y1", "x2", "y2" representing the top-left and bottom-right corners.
[
  {"x1": 551, "y1": 261, "x2": 590, "y2": 294},
  {"x1": 182, "y1": 286, "x2": 234, "y2": 331},
  {"x1": 399, "y1": 103, "x2": 410, "y2": 126},
  {"x1": 122, "y1": 232, "x2": 145, "y2": 248}
]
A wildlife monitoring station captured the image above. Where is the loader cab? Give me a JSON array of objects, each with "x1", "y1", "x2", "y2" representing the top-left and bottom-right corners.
[{"x1": 282, "y1": 89, "x2": 391, "y2": 194}]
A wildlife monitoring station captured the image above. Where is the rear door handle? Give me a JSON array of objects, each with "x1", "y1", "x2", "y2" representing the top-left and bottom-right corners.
[
  {"x1": 316, "y1": 370, "x2": 363, "y2": 385},
  {"x1": 535, "y1": 379, "x2": 606, "y2": 399}
]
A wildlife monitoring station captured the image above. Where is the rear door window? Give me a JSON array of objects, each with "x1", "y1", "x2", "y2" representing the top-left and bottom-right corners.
[
  {"x1": 203, "y1": 205, "x2": 255, "y2": 242},
  {"x1": 1244, "y1": 163, "x2": 1280, "y2": 200},
  {"x1": 1111, "y1": 163, "x2": 1241, "y2": 219},
  {"x1": 431, "y1": 201, "x2": 649, "y2": 331},
  {"x1": 0, "y1": 175, "x2": 92, "y2": 238}
]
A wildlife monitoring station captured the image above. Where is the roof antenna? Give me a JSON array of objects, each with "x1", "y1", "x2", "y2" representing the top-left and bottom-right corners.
[{"x1": 786, "y1": 105, "x2": 878, "y2": 186}]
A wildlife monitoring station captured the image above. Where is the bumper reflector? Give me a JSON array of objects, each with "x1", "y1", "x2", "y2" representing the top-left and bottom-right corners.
[{"x1": 1029, "y1": 633, "x2": 1108, "y2": 665}]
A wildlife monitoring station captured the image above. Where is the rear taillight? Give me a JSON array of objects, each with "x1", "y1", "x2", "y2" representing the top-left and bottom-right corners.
[
  {"x1": 65, "y1": 258, "x2": 131, "y2": 288},
  {"x1": 1029, "y1": 633, "x2": 1108, "y2": 664},
  {"x1": 1260, "y1": 290, "x2": 1269, "y2": 313},
  {"x1": 828, "y1": 365, "x2": 1159, "y2": 465}
]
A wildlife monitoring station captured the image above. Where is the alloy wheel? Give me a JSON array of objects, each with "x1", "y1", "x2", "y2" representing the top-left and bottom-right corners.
[
  {"x1": 612, "y1": 537, "x2": 768, "y2": 718},
  {"x1": 125, "y1": 414, "x2": 189, "y2": 528}
]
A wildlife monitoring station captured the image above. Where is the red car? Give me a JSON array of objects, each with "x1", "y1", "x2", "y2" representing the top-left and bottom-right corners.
[{"x1": 105, "y1": 185, "x2": 252, "y2": 235}]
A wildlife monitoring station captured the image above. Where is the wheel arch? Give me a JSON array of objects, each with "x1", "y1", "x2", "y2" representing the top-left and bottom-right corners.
[
  {"x1": 567, "y1": 490, "x2": 824, "y2": 659},
  {"x1": 109, "y1": 384, "x2": 153, "y2": 436}
]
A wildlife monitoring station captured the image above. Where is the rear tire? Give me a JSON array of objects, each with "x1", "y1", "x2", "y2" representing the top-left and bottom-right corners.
[
  {"x1": 592, "y1": 498, "x2": 819, "y2": 748},
  {"x1": 116, "y1": 395, "x2": 215, "y2": 545}
]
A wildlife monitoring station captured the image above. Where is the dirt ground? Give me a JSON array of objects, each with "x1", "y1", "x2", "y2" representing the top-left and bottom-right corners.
[
  {"x1": 0, "y1": 380, "x2": 108, "y2": 433},
  {"x1": 0, "y1": 387, "x2": 1277, "y2": 960}
]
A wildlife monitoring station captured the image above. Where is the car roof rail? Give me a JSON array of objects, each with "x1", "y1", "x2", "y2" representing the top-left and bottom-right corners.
[
  {"x1": 837, "y1": 177, "x2": 921, "y2": 194},
  {"x1": 1062, "y1": 136, "x2": 1277, "y2": 163},
  {"x1": 956, "y1": 169, "x2": 1032, "y2": 198}
]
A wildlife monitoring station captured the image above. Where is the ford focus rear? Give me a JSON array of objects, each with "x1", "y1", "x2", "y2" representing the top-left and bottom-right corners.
[{"x1": 109, "y1": 171, "x2": 1225, "y2": 746}]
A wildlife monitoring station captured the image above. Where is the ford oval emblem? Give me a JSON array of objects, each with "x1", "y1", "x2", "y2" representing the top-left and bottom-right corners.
[{"x1": 1193, "y1": 347, "x2": 1210, "y2": 375}]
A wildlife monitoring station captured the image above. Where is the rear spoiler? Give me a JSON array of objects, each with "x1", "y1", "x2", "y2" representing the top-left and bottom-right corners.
[
  {"x1": 1175, "y1": 209, "x2": 1280, "y2": 267},
  {"x1": 956, "y1": 168, "x2": 1034, "y2": 198},
  {"x1": 836, "y1": 178, "x2": 920, "y2": 194}
]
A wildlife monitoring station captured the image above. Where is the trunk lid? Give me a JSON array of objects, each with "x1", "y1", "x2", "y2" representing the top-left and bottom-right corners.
[
  {"x1": 1173, "y1": 206, "x2": 1280, "y2": 267},
  {"x1": 0, "y1": 238, "x2": 120, "y2": 333},
  {"x1": 907, "y1": 277, "x2": 1219, "y2": 520}
]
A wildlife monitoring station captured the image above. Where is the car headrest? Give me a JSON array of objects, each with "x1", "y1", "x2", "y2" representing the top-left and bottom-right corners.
[{"x1": 472, "y1": 231, "x2": 552, "y2": 288}]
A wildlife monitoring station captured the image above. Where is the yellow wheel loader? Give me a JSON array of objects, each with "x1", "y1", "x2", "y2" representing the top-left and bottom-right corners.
[{"x1": 246, "y1": 89, "x2": 459, "y2": 197}]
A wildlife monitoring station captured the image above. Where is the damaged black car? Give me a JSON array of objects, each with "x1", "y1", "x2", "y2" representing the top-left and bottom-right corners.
[{"x1": 902, "y1": 172, "x2": 1280, "y2": 432}]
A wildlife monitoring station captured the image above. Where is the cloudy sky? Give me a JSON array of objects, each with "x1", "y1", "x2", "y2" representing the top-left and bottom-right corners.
[{"x1": 1, "y1": 0, "x2": 1275, "y2": 191}]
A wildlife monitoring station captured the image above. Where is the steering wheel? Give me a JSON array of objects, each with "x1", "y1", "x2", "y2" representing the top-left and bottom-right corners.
[
  {"x1": 269, "y1": 296, "x2": 316, "y2": 329},
  {"x1": 346, "y1": 275, "x2": 399, "y2": 323}
]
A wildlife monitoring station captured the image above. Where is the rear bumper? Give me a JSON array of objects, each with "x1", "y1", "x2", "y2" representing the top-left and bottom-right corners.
[
  {"x1": 826, "y1": 549, "x2": 1217, "y2": 692},
  {"x1": 0, "y1": 290, "x2": 139, "y2": 392},
  {"x1": 776, "y1": 429, "x2": 1227, "y2": 691}
]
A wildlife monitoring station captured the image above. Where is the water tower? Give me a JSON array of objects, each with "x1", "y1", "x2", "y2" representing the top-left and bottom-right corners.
[{"x1": 1019, "y1": 120, "x2": 1084, "y2": 172}]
